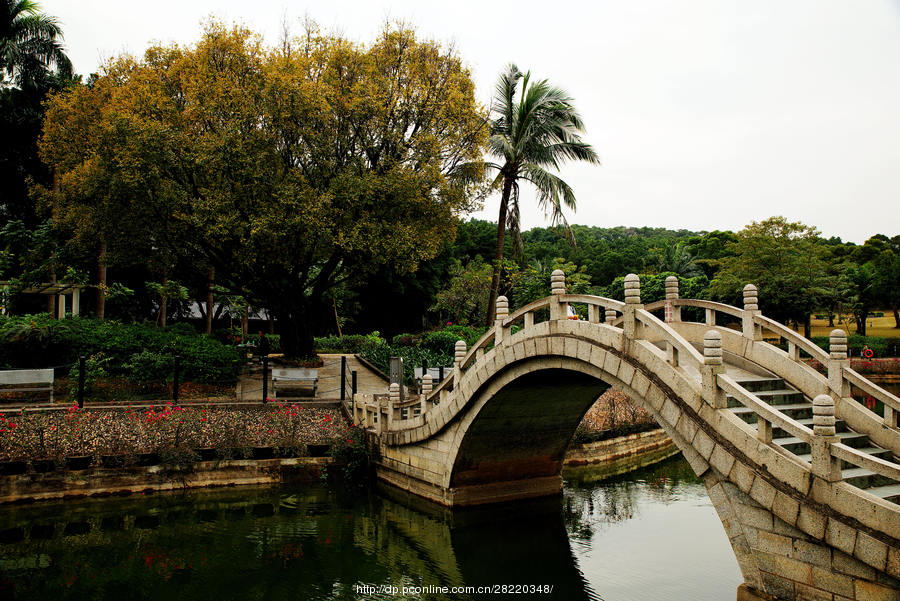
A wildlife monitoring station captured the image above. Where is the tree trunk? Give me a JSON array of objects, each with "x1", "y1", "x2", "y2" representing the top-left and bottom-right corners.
[
  {"x1": 857, "y1": 311, "x2": 868, "y2": 336},
  {"x1": 803, "y1": 313, "x2": 811, "y2": 339},
  {"x1": 486, "y1": 174, "x2": 514, "y2": 327},
  {"x1": 48, "y1": 262, "x2": 56, "y2": 317},
  {"x1": 274, "y1": 301, "x2": 317, "y2": 358},
  {"x1": 206, "y1": 266, "x2": 215, "y2": 334},
  {"x1": 160, "y1": 269, "x2": 167, "y2": 328},
  {"x1": 241, "y1": 306, "x2": 248, "y2": 337},
  {"x1": 893, "y1": 304, "x2": 899, "y2": 329},
  {"x1": 96, "y1": 240, "x2": 107, "y2": 319}
]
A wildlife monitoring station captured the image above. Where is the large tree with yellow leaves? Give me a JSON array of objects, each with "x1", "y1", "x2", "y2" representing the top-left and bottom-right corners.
[{"x1": 39, "y1": 21, "x2": 487, "y2": 356}]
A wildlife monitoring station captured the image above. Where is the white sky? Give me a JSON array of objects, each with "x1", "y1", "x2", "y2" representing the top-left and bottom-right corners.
[{"x1": 40, "y1": 0, "x2": 900, "y2": 243}]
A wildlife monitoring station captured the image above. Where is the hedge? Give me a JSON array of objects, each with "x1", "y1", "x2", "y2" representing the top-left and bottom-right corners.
[{"x1": 0, "y1": 315, "x2": 243, "y2": 383}]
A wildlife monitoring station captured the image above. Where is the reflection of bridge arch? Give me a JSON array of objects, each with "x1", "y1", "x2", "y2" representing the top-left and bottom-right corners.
[{"x1": 354, "y1": 273, "x2": 900, "y2": 601}]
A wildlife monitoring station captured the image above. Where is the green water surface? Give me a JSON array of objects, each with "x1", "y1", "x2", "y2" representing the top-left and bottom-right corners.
[{"x1": 0, "y1": 455, "x2": 741, "y2": 600}]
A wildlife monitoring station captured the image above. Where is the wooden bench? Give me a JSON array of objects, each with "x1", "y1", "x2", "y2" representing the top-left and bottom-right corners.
[
  {"x1": 0, "y1": 368, "x2": 54, "y2": 403},
  {"x1": 271, "y1": 368, "x2": 318, "y2": 399}
]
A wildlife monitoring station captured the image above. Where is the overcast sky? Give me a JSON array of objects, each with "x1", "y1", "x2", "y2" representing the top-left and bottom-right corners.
[{"x1": 40, "y1": 0, "x2": 900, "y2": 243}]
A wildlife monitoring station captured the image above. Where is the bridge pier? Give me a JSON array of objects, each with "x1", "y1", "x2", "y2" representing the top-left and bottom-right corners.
[{"x1": 703, "y1": 459, "x2": 900, "y2": 601}]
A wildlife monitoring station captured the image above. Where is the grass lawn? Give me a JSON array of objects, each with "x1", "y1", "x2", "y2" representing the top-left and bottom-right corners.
[{"x1": 793, "y1": 313, "x2": 900, "y2": 338}]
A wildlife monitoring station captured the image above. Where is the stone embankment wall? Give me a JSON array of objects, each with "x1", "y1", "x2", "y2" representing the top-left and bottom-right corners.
[
  {"x1": 564, "y1": 428, "x2": 677, "y2": 475},
  {"x1": 0, "y1": 457, "x2": 330, "y2": 504},
  {"x1": 0, "y1": 430, "x2": 674, "y2": 505}
]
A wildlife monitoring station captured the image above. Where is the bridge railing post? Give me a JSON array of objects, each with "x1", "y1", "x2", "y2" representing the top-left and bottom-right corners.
[
  {"x1": 664, "y1": 281, "x2": 681, "y2": 362},
  {"x1": 453, "y1": 340, "x2": 467, "y2": 387},
  {"x1": 828, "y1": 329, "x2": 851, "y2": 403},
  {"x1": 550, "y1": 269, "x2": 566, "y2": 321},
  {"x1": 605, "y1": 307, "x2": 617, "y2": 325},
  {"x1": 623, "y1": 274, "x2": 642, "y2": 339},
  {"x1": 494, "y1": 296, "x2": 509, "y2": 345},
  {"x1": 812, "y1": 394, "x2": 842, "y2": 482},
  {"x1": 386, "y1": 383, "x2": 399, "y2": 433},
  {"x1": 702, "y1": 330, "x2": 727, "y2": 409},
  {"x1": 365, "y1": 397, "x2": 376, "y2": 429},
  {"x1": 742, "y1": 284, "x2": 762, "y2": 341},
  {"x1": 664, "y1": 276, "x2": 681, "y2": 323},
  {"x1": 420, "y1": 374, "x2": 432, "y2": 416}
]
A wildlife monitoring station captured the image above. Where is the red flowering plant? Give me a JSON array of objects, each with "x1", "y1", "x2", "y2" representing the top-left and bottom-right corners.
[
  {"x1": 62, "y1": 403, "x2": 101, "y2": 458},
  {"x1": 141, "y1": 403, "x2": 200, "y2": 464},
  {"x1": 270, "y1": 402, "x2": 304, "y2": 455},
  {"x1": 0, "y1": 412, "x2": 23, "y2": 461},
  {"x1": 325, "y1": 422, "x2": 367, "y2": 483}
]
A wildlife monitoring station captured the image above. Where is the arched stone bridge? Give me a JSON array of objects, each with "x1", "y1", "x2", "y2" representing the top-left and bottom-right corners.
[{"x1": 353, "y1": 272, "x2": 900, "y2": 601}]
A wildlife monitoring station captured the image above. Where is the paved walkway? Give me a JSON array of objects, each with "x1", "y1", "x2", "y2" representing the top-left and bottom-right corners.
[{"x1": 236, "y1": 354, "x2": 395, "y2": 402}]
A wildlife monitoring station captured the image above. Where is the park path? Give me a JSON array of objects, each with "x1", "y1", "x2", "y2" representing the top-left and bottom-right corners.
[{"x1": 236, "y1": 353, "x2": 395, "y2": 402}]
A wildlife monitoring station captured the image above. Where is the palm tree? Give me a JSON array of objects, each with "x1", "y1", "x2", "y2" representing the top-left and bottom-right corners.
[
  {"x1": 484, "y1": 64, "x2": 600, "y2": 324},
  {"x1": 1, "y1": 0, "x2": 71, "y2": 89},
  {"x1": 654, "y1": 241, "x2": 703, "y2": 278}
]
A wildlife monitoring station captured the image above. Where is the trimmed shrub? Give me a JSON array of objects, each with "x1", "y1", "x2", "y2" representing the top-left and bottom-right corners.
[
  {"x1": 810, "y1": 335, "x2": 899, "y2": 358},
  {"x1": 0, "y1": 314, "x2": 242, "y2": 383},
  {"x1": 314, "y1": 333, "x2": 386, "y2": 354}
]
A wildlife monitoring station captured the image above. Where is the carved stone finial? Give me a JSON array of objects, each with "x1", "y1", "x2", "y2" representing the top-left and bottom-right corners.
[
  {"x1": 550, "y1": 269, "x2": 566, "y2": 295},
  {"x1": 495, "y1": 295, "x2": 509, "y2": 320},
  {"x1": 743, "y1": 284, "x2": 759, "y2": 311},
  {"x1": 829, "y1": 329, "x2": 848, "y2": 360},
  {"x1": 389, "y1": 382, "x2": 400, "y2": 403},
  {"x1": 624, "y1": 274, "x2": 641, "y2": 305},
  {"x1": 454, "y1": 340, "x2": 467, "y2": 365},
  {"x1": 813, "y1": 394, "x2": 836, "y2": 437},
  {"x1": 665, "y1": 276, "x2": 679, "y2": 300},
  {"x1": 605, "y1": 308, "x2": 617, "y2": 324},
  {"x1": 703, "y1": 330, "x2": 723, "y2": 366},
  {"x1": 421, "y1": 373, "x2": 433, "y2": 395}
]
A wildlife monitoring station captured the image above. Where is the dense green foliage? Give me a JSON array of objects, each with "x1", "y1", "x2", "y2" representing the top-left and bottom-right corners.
[
  {"x1": 314, "y1": 323, "x2": 488, "y2": 384},
  {"x1": 809, "y1": 335, "x2": 900, "y2": 358},
  {"x1": 37, "y1": 21, "x2": 488, "y2": 357},
  {"x1": 0, "y1": 315, "x2": 243, "y2": 382}
]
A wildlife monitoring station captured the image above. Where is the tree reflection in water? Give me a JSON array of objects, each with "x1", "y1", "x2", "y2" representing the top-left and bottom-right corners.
[
  {"x1": 0, "y1": 456, "x2": 735, "y2": 601},
  {"x1": 562, "y1": 454, "x2": 701, "y2": 541}
]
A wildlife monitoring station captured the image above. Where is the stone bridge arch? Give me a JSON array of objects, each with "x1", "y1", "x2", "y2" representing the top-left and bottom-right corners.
[{"x1": 353, "y1": 273, "x2": 900, "y2": 600}]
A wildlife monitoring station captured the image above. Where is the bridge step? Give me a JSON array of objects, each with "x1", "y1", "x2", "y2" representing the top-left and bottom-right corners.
[
  {"x1": 839, "y1": 467, "x2": 897, "y2": 490},
  {"x1": 735, "y1": 377, "x2": 792, "y2": 393},
  {"x1": 795, "y1": 446, "x2": 894, "y2": 469},
  {"x1": 773, "y1": 431, "x2": 868, "y2": 452},
  {"x1": 775, "y1": 417, "x2": 854, "y2": 437},
  {"x1": 863, "y1": 483, "x2": 900, "y2": 502},
  {"x1": 731, "y1": 402, "x2": 812, "y2": 418},
  {"x1": 727, "y1": 392, "x2": 806, "y2": 409}
]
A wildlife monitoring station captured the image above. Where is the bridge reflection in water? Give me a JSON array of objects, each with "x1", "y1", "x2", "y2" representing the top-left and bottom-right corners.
[{"x1": 0, "y1": 456, "x2": 742, "y2": 600}]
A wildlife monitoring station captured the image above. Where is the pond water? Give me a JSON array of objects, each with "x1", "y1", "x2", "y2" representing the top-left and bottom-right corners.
[{"x1": 0, "y1": 455, "x2": 742, "y2": 600}]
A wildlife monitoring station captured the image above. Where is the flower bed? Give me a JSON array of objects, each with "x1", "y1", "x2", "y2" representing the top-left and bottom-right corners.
[{"x1": 0, "y1": 403, "x2": 352, "y2": 465}]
